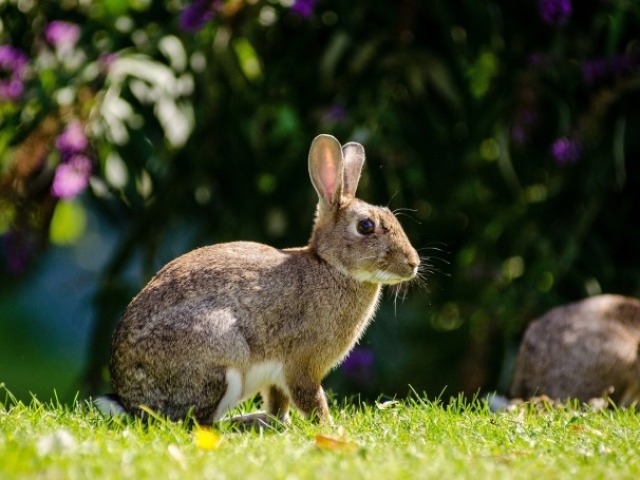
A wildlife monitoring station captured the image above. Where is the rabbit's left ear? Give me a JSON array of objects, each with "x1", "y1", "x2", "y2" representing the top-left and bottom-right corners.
[
  {"x1": 309, "y1": 134, "x2": 344, "y2": 211},
  {"x1": 341, "y1": 142, "x2": 365, "y2": 198}
]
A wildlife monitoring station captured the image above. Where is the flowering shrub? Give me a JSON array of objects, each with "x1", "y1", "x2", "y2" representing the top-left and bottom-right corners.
[
  {"x1": 0, "y1": 0, "x2": 639, "y2": 397},
  {"x1": 0, "y1": 3, "x2": 195, "y2": 268},
  {"x1": 0, "y1": 45, "x2": 28, "y2": 101},
  {"x1": 179, "y1": 0, "x2": 219, "y2": 31},
  {"x1": 341, "y1": 348, "x2": 375, "y2": 385},
  {"x1": 537, "y1": 0, "x2": 572, "y2": 26},
  {"x1": 550, "y1": 136, "x2": 581, "y2": 165}
]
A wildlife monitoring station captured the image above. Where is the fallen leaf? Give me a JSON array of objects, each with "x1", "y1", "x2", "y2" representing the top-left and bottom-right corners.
[
  {"x1": 167, "y1": 444, "x2": 187, "y2": 469},
  {"x1": 570, "y1": 424, "x2": 604, "y2": 437},
  {"x1": 36, "y1": 429, "x2": 77, "y2": 457},
  {"x1": 314, "y1": 434, "x2": 359, "y2": 453},
  {"x1": 376, "y1": 400, "x2": 401, "y2": 410},
  {"x1": 194, "y1": 427, "x2": 222, "y2": 451}
]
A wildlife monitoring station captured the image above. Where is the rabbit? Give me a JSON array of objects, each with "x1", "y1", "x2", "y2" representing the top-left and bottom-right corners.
[
  {"x1": 510, "y1": 294, "x2": 640, "y2": 406},
  {"x1": 100, "y1": 134, "x2": 420, "y2": 425}
]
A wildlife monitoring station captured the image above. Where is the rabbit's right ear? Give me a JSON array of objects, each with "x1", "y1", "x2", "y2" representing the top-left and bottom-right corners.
[
  {"x1": 341, "y1": 142, "x2": 365, "y2": 199},
  {"x1": 309, "y1": 134, "x2": 344, "y2": 211}
]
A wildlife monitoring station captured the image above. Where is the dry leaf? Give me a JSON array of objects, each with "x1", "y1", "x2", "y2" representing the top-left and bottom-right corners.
[
  {"x1": 314, "y1": 434, "x2": 359, "y2": 453},
  {"x1": 570, "y1": 424, "x2": 604, "y2": 437},
  {"x1": 194, "y1": 427, "x2": 222, "y2": 450}
]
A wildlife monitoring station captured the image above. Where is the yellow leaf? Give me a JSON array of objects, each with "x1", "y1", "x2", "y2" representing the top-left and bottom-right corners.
[
  {"x1": 194, "y1": 427, "x2": 222, "y2": 451},
  {"x1": 314, "y1": 434, "x2": 359, "y2": 453}
]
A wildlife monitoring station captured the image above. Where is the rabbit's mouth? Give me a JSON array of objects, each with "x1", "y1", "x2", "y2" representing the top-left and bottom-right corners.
[{"x1": 352, "y1": 267, "x2": 417, "y2": 285}]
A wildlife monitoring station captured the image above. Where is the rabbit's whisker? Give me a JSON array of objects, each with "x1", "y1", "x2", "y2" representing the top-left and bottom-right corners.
[
  {"x1": 386, "y1": 190, "x2": 400, "y2": 207},
  {"x1": 394, "y1": 211, "x2": 422, "y2": 224}
]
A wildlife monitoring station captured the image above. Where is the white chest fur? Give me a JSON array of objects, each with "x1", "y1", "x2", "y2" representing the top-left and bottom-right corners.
[{"x1": 213, "y1": 361, "x2": 287, "y2": 420}]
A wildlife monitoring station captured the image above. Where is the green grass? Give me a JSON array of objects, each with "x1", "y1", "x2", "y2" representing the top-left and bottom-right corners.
[{"x1": 2, "y1": 386, "x2": 640, "y2": 480}]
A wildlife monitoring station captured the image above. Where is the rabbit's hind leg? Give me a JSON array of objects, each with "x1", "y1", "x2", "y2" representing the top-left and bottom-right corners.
[{"x1": 161, "y1": 366, "x2": 231, "y2": 425}]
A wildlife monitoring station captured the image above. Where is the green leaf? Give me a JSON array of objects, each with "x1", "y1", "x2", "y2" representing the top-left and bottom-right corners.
[
  {"x1": 103, "y1": 0, "x2": 129, "y2": 16},
  {"x1": 233, "y1": 38, "x2": 262, "y2": 82},
  {"x1": 49, "y1": 201, "x2": 87, "y2": 246},
  {"x1": 467, "y1": 48, "x2": 499, "y2": 99}
]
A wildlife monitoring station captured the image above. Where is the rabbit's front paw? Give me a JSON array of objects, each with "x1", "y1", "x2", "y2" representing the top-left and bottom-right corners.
[{"x1": 289, "y1": 383, "x2": 330, "y2": 423}]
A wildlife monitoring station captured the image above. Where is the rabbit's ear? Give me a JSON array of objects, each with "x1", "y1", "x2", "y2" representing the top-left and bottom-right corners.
[
  {"x1": 341, "y1": 142, "x2": 365, "y2": 198},
  {"x1": 309, "y1": 134, "x2": 344, "y2": 210}
]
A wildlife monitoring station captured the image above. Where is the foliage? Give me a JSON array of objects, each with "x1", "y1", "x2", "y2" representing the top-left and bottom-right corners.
[
  {"x1": 2, "y1": 387, "x2": 640, "y2": 479},
  {"x1": 1, "y1": 0, "x2": 640, "y2": 399}
]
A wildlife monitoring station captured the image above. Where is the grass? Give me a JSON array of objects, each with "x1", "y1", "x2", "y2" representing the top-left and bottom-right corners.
[{"x1": 2, "y1": 386, "x2": 640, "y2": 480}]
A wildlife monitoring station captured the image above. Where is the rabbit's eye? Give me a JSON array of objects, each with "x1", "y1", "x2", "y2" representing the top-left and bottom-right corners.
[{"x1": 357, "y1": 218, "x2": 376, "y2": 235}]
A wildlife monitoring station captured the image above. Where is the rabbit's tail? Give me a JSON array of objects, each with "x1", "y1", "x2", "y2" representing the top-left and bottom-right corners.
[
  {"x1": 484, "y1": 392, "x2": 513, "y2": 413},
  {"x1": 93, "y1": 394, "x2": 128, "y2": 417}
]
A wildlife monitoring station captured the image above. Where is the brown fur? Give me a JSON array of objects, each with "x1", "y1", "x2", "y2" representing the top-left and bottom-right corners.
[
  {"x1": 511, "y1": 294, "x2": 640, "y2": 405},
  {"x1": 109, "y1": 135, "x2": 419, "y2": 424}
]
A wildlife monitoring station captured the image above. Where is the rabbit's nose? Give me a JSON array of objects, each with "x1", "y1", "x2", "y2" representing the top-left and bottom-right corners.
[
  {"x1": 406, "y1": 251, "x2": 420, "y2": 270},
  {"x1": 405, "y1": 251, "x2": 420, "y2": 277}
]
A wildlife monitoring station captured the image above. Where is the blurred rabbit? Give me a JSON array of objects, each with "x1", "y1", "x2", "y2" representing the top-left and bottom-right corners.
[
  {"x1": 511, "y1": 294, "x2": 640, "y2": 406},
  {"x1": 99, "y1": 134, "x2": 420, "y2": 425}
]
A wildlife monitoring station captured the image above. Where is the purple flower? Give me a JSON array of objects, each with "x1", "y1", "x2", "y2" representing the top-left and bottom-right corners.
[
  {"x1": 528, "y1": 52, "x2": 554, "y2": 68},
  {"x1": 511, "y1": 125, "x2": 527, "y2": 144},
  {"x1": 322, "y1": 103, "x2": 348, "y2": 125},
  {"x1": 551, "y1": 136, "x2": 581, "y2": 164},
  {"x1": 2, "y1": 231, "x2": 35, "y2": 274},
  {"x1": 582, "y1": 58, "x2": 609, "y2": 84},
  {"x1": 0, "y1": 79, "x2": 25, "y2": 100},
  {"x1": 538, "y1": 0, "x2": 572, "y2": 26},
  {"x1": 51, "y1": 154, "x2": 92, "y2": 199},
  {"x1": 341, "y1": 347, "x2": 374, "y2": 383},
  {"x1": 98, "y1": 53, "x2": 119, "y2": 72},
  {"x1": 291, "y1": 0, "x2": 319, "y2": 17},
  {"x1": 511, "y1": 109, "x2": 538, "y2": 145},
  {"x1": 0, "y1": 45, "x2": 28, "y2": 101},
  {"x1": 179, "y1": 0, "x2": 217, "y2": 32},
  {"x1": 56, "y1": 121, "x2": 89, "y2": 157},
  {"x1": 45, "y1": 21, "x2": 81, "y2": 49},
  {"x1": 582, "y1": 54, "x2": 639, "y2": 84}
]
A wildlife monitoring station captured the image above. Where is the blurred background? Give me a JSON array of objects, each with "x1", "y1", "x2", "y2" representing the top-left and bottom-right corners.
[{"x1": 1, "y1": 0, "x2": 639, "y2": 404}]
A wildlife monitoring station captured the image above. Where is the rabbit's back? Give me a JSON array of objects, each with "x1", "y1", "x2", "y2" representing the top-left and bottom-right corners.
[
  {"x1": 511, "y1": 294, "x2": 640, "y2": 405},
  {"x1": 115, "y1": 241, "x2": 379, "y2": 355},
  {"x1": 126, "y1": 242, "x2": 296, "y2": 314}
]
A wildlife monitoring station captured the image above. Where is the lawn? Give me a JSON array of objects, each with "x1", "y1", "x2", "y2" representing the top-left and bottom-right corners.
[{"x1": 1, "y1": 385, "x2": 639, "y2": 480}]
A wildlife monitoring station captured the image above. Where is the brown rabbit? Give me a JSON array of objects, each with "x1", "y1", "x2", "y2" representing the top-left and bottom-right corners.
[
  {"x1": 511, "y1": 294, "x2": 640, "y2": 406},
  {"x1": 100, "y1": 134, "x2": 420, "y2": 425}
]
